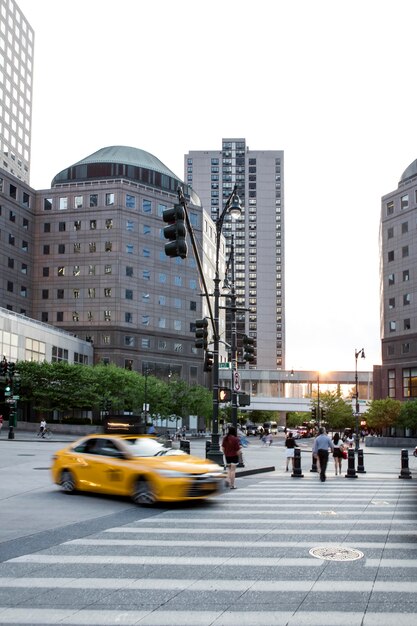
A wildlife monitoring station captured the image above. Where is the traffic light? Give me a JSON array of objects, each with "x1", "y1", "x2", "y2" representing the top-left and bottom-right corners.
[
  {"x1": 204, "y1": 350, "x2": 213, "y2": 372},
  {"x1": 4, "y1": 382, "x2": 12, "y2": 397},
  {"x1": 218, "y1": 387, "x2": 232, "y2": 402},
  {"x1": 9, "y1": 407, "x2": 17, "y2": 427},
  {"x1": 321, "y1": 408, "x2": 326, "y2": 420},
  {"x1": 162, "y1": 204, "x2": 187, "y2": 259},
  {"x1": 7, "y1": 362, "x2": 15, "y2": 377},
  {"x1": 13, "y1": 377, "x2": 21, "y2": 393},
  {"x1": 0, "y1": 360, "x2": 7, "y2": 376},
  {"x1": 311, "y1": 406, "x2": 317, "y2": 420},
  {"x1": 195, "y1": 318, "x2": 208, "y2": 350},
  {"x1": 243, "y1": 335, "x2": 255, "y2": 362}
]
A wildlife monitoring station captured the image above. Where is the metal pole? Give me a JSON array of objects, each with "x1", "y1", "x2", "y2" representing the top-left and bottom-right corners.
[
  {"x1": 317, "y1": 373, "x2": 320, "y2": 428},
  {"x1": 230, "y1": 235, "x2": 238, "y2": 431},
  {"x1": 355, "y1": 352, "x2": 359, "y2": 452}
]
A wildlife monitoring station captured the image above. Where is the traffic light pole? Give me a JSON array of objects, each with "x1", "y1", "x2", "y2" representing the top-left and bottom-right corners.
[{"x1": 229, "y1": 236, "x2": 238, "y2": 432}]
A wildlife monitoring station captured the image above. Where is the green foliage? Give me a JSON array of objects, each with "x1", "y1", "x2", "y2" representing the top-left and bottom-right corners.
[
  {"x1": 395, "y1": 400, "x2": 417, "y2": 431},
  {"x1": 364, "y1": 398, "x2": 402, "y2": 431},
  {"x1": 12, "y1": 361, "x2": 212, "y2": 423},
  {"x1": 286, "y1": 412, "x2": 306, "y2": 428}
]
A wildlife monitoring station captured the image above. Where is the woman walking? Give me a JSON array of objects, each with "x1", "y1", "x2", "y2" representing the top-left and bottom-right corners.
[
  {"x1": 285, "y1": 431, "x2": 298, "y2": 472},
  {"x1": 221, "y1": 426, "x2": 241, "y2": 489},
  {"x1": 332, "y1": 432, "x2": 344, "y2": 475}
]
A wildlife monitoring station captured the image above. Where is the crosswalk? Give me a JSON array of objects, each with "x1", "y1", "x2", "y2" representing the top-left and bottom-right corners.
[{"x1": 1, "y1": 475, "x2": 417, "y2": 625}]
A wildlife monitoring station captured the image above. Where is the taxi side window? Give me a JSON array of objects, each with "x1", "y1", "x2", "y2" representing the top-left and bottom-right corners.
[
  {"x1": 96, "y1": 439, "x2": 125, "y2": 459},
  {"x1": 74, "y1": 438, "x2": 99, "y2": 454}
]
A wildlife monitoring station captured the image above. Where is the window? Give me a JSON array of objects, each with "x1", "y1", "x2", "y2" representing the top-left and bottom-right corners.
[
  {"x1": 57, "y1": 312, "x2": 64, "y2": 322},
  {"x1": 52, "y1": 346, "x2": 69, "y2": 362},
  {"x1": 59, "y1": 221, "x2": 66, "y2": 232},
  {"x1": 75, "y1": 196, "x2": 83, "y2": 208},
  {"x1": 403, "y1": 270, "x2": 410, "y2": 281},
  {"x1": 173, "y1": 298, "x2": 181, "y2": 309},
  {"x1": 124, "y1": 336, "x2": 134, "y2": 346},
  {"x1": 142, "y1": 199, "x2": 152, "y2": 213},
  {"x1": 88, "y1": 265, "x2": 96, "y2": 275},
  {"x1": 41, "y1": 312, "x2": 48, "y2": 322},
  {"x1": 44, "y1": 223, "x2": 51, "y2": 233},
  {"x1": 104, "y1": 288, "x2": 112, "y2": 297},
  {"x1": 42, "y1": 289, "x2": 49, "y2": 299},
  {"x1": 402, "y1": 222, "x2": 408, "y2": 234},
  {"x1": 105, "y1": 219, "x2": 113, "y2": 229},
  {"x1": 104, "y1": 311, "x2": 111, "y2": 321},
  {"x1": 44, "y1": 198, "x2": 52, "y2": 211},
  {"x1": 388, "y1": 370, "x2": 395, "y2": 398},
  {"x1": 125, "y1": 360, "x2": 133, "y2": 370},
  {"x1": 388, "y1": 251, "x2": 394, "y2": 262},
  {"x1": 126, "y1": 194, "x2": 135, "y2": 208},
  {"x1": 21, "y1": 263, "x2": 28, "y2": 274},
  {"x1": 190, "y1": 301, "x2": 197, "y2": 311},
  {"x1": 126, "y1": 266, "x2": 133, "y2": 277},
  {"x1": 403, "y1": 367, "x2": 417, "y2": 398},
  {"x1": 158, "y1": 295, "x2": 166, "y2": 305},
  {"x1": 73, "y1": 243, "x2": 81, "y2": 253},
  {"x1": 8, "y1": 257, "x2": 14, "y2": 269},
  {"x1": 388, "y1": 274, "x2": 395, "y2": 286},
  {"x1": 386, "y1": 202, "x2": 394, "y2": 215},
  {"x1": 158, "y1": 318, "x2": 166, "y2": 328},
  {"x1": 58, "y1": 266, "x2": 65, "y2": 276},
  {"x1": 174, "y1": 342, "x2": 183, "y2": 352},
  {"x1": 9, "y1": 234, "x2": 15, "y2": 246},
  {"x1": 159, "y1": 273, "x2": 167, "y2": 284},
  {"x1": 158, "y1": 340, "x2": 167, "y2": 350},
  {"x1": 89, "y1": 242, "x2": 96, "y2": 253},
  {"x1": 387, "y1": 227, "x2": 394, "y2": 239},
  {"x1": 43, "y1": 267, "x2": 49, "y2": 277},
  {"x1": 174, "y1": 320, "x2": 182, "y2": 331},
  {"x1": 404, "y1": 318, "x2": 411, "y2": 330},
  {"x1": 142, "y1": 315, "x2": 150, "y2": 326},
  {"x1": 90, "y1": 194, "x2": 98, "y2": 207},
  {"x1": 402, "y1": 246, "x2": 409, "y2": 258},
  {"x1": 58, "y1": 244, "x2": 65, "y2": 254},
  {"x1": 105, "y1": 241, "x2": 112, "y2": 252},
  {"x1": 59, "y1": 197, "x2": 68, "y2": 210},
  {"x1": 389, "y1": 321, "x2": 396, "y2": 332},
  {"x1": 104, "y1": 264, "x2": 112, "y2": 274},
  {"x1": 126, "y1": 220, "x2": 134, "y2": 232},
  {"x1": 74, "y1": 220, "x2": 81, "y2": 231},
  {"x1": 22, "y1": 241, "x2": 28, "y2": 252},
  {"x1": 73, "y1": 266, "x2": 80, "y2": 276},
  {"x1": 401, "y1": 194, "x2": 409, "y2": 210},
  {"x1": 90, "y1": 220, "x2": 97, "y2": 230},
  {"x1": 57, "y1": 289, "x2": 64, "y2": 299},
  {"x1": 126, "y1": 244, "x2": 134, "y2": 254},
  {"x1": 125, "y1": 289, "x2": 133, "y2": 300},
  {"x1": 88, "y1": 288, "x2": 96, "y2": 298},
  {"x1": 143, "y1": 270, "x2": 150, "y2": 281},
  {"x1": 9, "y1": 210, "x2": 16, "y2": 222},
  {"x1": 143, "y1": 248, "x2": 150, "y2": 258},
  {"x1": 402, "y1": 343, "x2": 410, "y2": 354},
  {"x1": 125, "y1": 312, "x2": 132, "y2": 323},
  {"x1": 105, "y1": 193, "x2": 115, "y2": 206},
  {"x1": 388, "y1": 298, "x2": 395, "y2": 309},
  {"x1": 403, "y1": 293, "x2": 411, "y2": 305},
  {"x1": 142, "y1": 338, "x2": 151, "y2": 349},
  {"x1": 73, "y1": 289, "x2": 80, "y2": 299},
  {"x1": 174, "y1": 276, "x2": 182, "y2": 287},
  {"x1": 143, "y1": 224, "x2": 151, "y2": 234}
]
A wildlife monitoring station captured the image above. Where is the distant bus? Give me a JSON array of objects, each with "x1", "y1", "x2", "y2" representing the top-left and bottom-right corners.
[{"x1": 263, "y1": 421, "x2": 278, "y2": 435}]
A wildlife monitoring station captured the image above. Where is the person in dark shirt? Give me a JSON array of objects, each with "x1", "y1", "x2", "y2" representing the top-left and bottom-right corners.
[
  {"x1": 285, "y1": 431, "x2": 298, "y2": 472},
  {"x1": 312, "y1": 427, "x2": 334, "y2": 482},
  {"x1": 221, "y1": 426, "x2": 241, "y2": 489}
]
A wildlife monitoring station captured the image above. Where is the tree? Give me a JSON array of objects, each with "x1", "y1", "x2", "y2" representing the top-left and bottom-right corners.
[
  {"x1": 314, "y1": 390, "x2": 355, "y2": 432},
  {"x1": 396, "y1": 400, "x2": 417, "y2": 432},
  {"x1": 364, "y1": 398, "x2": 402, "y2": 432}
]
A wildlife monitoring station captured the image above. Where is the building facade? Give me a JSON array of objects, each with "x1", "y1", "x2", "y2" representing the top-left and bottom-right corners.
[
  {"x1": 1, "y1": 146, "x2": 222, "y2": 385},
  {"x1": 184, "y1": 138, "x2": 285, "y2": 370},
  {"x1": 0, "y1": 0, "x2": 33, "y2": 184},
  {"x1": 374, "y1": 159, "x2": 417, "y2": 401}
]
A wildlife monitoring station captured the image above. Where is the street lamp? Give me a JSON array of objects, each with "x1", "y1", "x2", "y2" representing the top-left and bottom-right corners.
[
  {"x1": 207, "y1": 185, "x2": 242, "y2": 465},
  {"x1": 354, "y1": 348, "x2": 365, "y2": 451},
  {"x1": 222, "y1": 234, "x2": 238, "y2": 431}
]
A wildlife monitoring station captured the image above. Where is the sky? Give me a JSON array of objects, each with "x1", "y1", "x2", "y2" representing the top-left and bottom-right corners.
[{"x1": 16, "y1": 0, "x2": 417, "y2": 373}]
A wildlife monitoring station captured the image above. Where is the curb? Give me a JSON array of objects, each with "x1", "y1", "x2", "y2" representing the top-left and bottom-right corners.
[{"x1": 236, "y1": 465, "x2": 276, "y2": 477}]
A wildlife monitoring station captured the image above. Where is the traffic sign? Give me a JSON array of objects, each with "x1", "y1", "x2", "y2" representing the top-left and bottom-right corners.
[
  {"x1": 234, "y1": 371, "x2": 241, "y2": 392},
  {"x1": 13, "y1": 395, "x2": 20, "y2": 400},
  {"x1": 219, "y1": 363, "x2": 231, "y2": 369}
]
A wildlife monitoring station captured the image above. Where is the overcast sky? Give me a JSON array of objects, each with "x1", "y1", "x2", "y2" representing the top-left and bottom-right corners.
[{"x1": 16, "y1": 0, "x2": 417, "y2": 373}]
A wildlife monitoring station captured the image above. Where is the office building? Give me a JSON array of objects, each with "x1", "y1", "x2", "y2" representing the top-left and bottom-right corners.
[
  {"x1": 374, "y1": 159, "x2": 417, "y2": 400},
  {"x1": 185, "y1": 138, "x2": 285, "y2": 370},
  {"x1": 0, "y1": 0, "x2": 33, "y2": 184}
]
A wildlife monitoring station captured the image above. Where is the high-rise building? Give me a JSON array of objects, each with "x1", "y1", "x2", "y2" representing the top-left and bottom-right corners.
[
  {"x1": 1, "y1": 145, "x2": 221, "y2": 384},
  {"x1": 0, "y1": 0, "x2": 34, "y2": 184},
  {"x1": 374, "y1": 159, "x2": 417, "y2": 400},
  {"x1": 185, "y1": 139, "x2": 285, "y2": 370}
]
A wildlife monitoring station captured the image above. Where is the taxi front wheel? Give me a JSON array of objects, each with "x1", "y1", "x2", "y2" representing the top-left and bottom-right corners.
[
  {"x1": 132, "y1": 477, "x2": 156, "y2": 506},
  {"x1": 60, "y1": 469, "x2": 76, "y2": 494}
]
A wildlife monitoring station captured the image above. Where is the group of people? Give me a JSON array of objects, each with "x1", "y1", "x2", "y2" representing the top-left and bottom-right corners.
[{"x1": 285, "y1": 428, "x2": 348, "y2": 481}]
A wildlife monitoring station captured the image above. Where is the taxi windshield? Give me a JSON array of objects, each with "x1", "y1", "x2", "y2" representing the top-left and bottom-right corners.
[{"x1": 124, "y1": 438, "x2": 187, "y2": 458}]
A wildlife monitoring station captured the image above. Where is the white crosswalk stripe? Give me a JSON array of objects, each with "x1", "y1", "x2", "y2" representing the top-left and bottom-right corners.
[{"x1": 1, "y1": 477, "x2": 416, "y2": 625}]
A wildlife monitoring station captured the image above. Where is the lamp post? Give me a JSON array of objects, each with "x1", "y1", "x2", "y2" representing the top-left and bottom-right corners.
[
  {"x1": 223, "y1": 234, "x2": 238, "y2": 431},
  {"x1": 207, "y1": 185, "x2": 242, "y2": 465},
  {"x1": 354, "y1": 348, "x2": 365, "y2": 451}
]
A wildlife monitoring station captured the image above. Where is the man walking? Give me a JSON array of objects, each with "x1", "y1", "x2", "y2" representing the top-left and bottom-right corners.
[{"x1": 312, "y1": 427, "x2": 334, "y2": 482}]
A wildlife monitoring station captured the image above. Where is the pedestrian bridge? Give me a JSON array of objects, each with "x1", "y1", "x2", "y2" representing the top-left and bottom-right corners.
[{"x1": 218, "y1": 368, "x2": 373, "y2": 413}]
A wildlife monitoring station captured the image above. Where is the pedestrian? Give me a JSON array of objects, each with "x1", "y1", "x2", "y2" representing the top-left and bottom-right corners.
[
  {"x1": 332, "y1": 432, "x2": 344, "y2": 475},
  {"x1": 39, "y1": 418, "x2": 46, "y2": 438},
  {"x1": 221, "y1": 426, "x2": 241, "y2": 489},
  {"x1": 312, "y1": 427, "x2": 334, "y2": 482},
  {"x1": 285, "y1": 431, "x2": 298, "y2": 472},
  {"x1": 0, "y1": 414, "x2": 3, "y2": 435}
]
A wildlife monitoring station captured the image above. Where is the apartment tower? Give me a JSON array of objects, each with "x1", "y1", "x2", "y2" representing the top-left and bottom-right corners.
[{"x1": 185, "y1": 139, "x2": 285, "y2": 370}]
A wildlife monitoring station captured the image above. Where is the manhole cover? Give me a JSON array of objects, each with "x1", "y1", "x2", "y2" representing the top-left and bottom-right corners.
[
  {"x1": 317, "y1": 510, "x2": 337, "y2": 516},
  {"x1": 309, "y1": 546, "x2": 364, "y2": 561}
]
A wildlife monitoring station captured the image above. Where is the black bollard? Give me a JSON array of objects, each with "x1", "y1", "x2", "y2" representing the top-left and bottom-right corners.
[
  {"x1": 179, "y1": 439, "x2": 190, "y2": 454},
  {"x1": 310, "y1": 452, "x2": 318, "y2": 473},
  {"x1": 345, "y1": 448, "x2": 358, "y2": 478},
  {"x1": 291, "y1": 448, "x2": 304, "y2": 478},
  {"x1": 399, "y1": 449, "x2": 412, "y2": 479},
  {"x1": 8, "y1": 426, "x2": 14, "y2": 440},
  {"x1": 357, "y1": 449, "x2": 366, "y2": 473},
  {"x1": 205, "y1": 440, "x2": 211, "y2": 458}
]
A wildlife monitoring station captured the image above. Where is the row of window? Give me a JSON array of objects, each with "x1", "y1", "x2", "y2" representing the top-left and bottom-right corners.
[
  {"x1": 388, "y1": 368, "x2": 417, "y2": 398},
  {"x1": 41, "y1": 310, "x2": 193, "y2": 331},
  {"x1": 387, "y1": 246, "x2": 409, "y2": 262},
  {"x1": 40, "y1": 286, "x2": 197, "y2": 308},
  {"x1": 386, "y1": 192, "x2": 416, "y2": 216}
]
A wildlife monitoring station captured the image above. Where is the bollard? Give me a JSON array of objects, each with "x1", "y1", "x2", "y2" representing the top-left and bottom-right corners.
[
  {"x1": 357, "y1": 448, "x2": 366, "y2": 473},
  {"x1": 179, "y1": 439, "x2": 190, "y2": 454},
  {"x1": 345, "y1": 448, "x2": 358, "y2": 478},
  {"x1": 8, "y1": 426, "x2": 15, "y2": 440},
  {"x1": 291, "y1": 448, "x2": 304, "y2": 478},
  {"x1": 205, "y1": 440, "x2": 211, "y2": 458},
  {"x1": 399, "y1": 449, "x2": 412, "y2": 479},
  {"x1": 310, "y1": 453, "x2": 318, "y2": 473}
]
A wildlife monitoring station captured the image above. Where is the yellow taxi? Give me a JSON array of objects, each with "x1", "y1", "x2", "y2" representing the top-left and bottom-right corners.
[{"x1": 51, "y1": 434, "x2": 225, "y2": 505}]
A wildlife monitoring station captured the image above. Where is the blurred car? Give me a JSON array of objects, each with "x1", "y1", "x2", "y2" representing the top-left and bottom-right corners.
[
  {"x1": 277, "y1": 425, "x2": 286, "y2": 432},
  {"x1": 51, "y1": 434, "x2": 225, "y2": 505},
  {"x1": 297, "y1": 427, "x2": 310, "y2": 438},
  {"x1": 246, "y1": 424, "x2": 264, "y2": 436}
]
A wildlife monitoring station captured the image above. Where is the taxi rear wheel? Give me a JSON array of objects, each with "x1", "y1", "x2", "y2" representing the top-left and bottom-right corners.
[
  {"x1": 60, "y1": 469, "x2": 76, "y2": 494},
  {"x1": 132, "y1": 477, "x2": 156, "y2": 506}
]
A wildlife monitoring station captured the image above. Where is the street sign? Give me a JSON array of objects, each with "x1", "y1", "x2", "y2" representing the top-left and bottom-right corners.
[
  {"x1": 13, "y1": 395, "x2": 20, "y2": 400},
  {"x1": 219, "y1": 363, "x2": 231, "y2": 369},
  {"x1": 233, "y1": 372, "x2": 240, "y2": 391}
]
